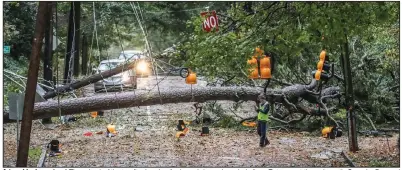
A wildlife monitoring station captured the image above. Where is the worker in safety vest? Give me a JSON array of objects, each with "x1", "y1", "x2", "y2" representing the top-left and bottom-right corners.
[{"x1": 256, "y1": 94, "x2": 271, "y2": 147}]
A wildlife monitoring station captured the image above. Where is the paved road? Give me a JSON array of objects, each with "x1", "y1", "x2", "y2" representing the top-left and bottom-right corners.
[{"x1": 83, "y1": 76, "x2": 208, "y2": 97}]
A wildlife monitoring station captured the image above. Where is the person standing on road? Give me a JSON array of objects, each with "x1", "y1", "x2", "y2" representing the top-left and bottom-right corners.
[{"x1": 256, "y1": 94, "x2": 271, "y2": 147}]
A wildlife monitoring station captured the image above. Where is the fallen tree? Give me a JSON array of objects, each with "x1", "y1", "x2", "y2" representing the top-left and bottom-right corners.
[
  {"x1": 2, "y1": 78, "x2": 342, "y2": 125},
  {"x1": 43, "y1": 60, "x2": 138, "y2": 99}
]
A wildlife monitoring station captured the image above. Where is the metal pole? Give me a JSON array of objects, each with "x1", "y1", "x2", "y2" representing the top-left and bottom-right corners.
[
  {"x1": 16, "y1": 2, "x2": 50, "y2": 167},
  {"x1": 16, "y1": 101, "x2": 20, "y2": 151}
]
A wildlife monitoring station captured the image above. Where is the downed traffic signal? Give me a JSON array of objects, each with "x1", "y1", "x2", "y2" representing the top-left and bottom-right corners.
[
  {"x1": 260, "y1": 55, "x2": 272, "y2": 79},
  {"x1": 247, "y1": 47, "x2": 272, "y2": 79},
  {"x1": 312, "y1": 50, "x2": 331, "y2": 81},
  {"x1": 186, "y1": 71, "x2": 197, "y2": 84},
  {"x1": 247, "y1": 56, "x2": 259, "y2": 79}
]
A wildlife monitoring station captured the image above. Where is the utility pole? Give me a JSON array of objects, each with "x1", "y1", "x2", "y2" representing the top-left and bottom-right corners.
[
  {"x1": 341, "y1": 32, "x2": 359, "y2": 152},
  {"x1": 42, "y1": 2, "x2": 54, "y2": 124},
  {"x1": 16, "y1": 2, "x2": 50, "y2": 167},
  {"x1": 73, "y1": 1, "x2": 81, "y2": 77}
]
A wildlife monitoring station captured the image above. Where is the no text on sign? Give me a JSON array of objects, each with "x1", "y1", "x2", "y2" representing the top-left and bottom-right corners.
[
  {"x1": 4, "y1": 45, "x2": 10, "y2": 54},
  {"x1": 201, "y1": 11, "x2": 219, "y2": 32}
]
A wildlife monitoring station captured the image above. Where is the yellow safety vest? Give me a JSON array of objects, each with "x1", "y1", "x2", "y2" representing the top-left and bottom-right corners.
[{"x1": 257, "y1": 104, "x2": 269, "y2": 121}]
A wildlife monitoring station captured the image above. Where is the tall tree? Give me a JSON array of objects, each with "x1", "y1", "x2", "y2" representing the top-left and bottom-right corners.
[
  {"x1": 41, "y1": 1, "x2": 54, "y2": 124},
  {"x1": 73, "y1": 1, "x2": 81, "y2": 76},
  {"x1": 81, "y1": 33, "x2": 89, "y2": 75},
  {"x1": 63, "y1": 2, "x2": 75, "y2": 84}
]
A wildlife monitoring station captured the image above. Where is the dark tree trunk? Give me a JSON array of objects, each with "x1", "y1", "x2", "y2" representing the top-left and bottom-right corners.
[
  {"x1": 38, "y1": 87, "x2": 262, "y2": 119},
  {"x1": 16, "y1": 2, "x2": 50, "y2": 167},
  {"x1": 63, "y1": 2, "x2": 74, "y2": 84},
  {"x1": 41, "y1": 1, "x2": 54, "y2": 124},
  {"x1": 38, "y1": 80, "x2": 321, "y2": 119},
  {"x1": 81, "y1": 34, "x2": 88, "y2": 76},
  {"x1": 73, "y1": 1, "x2": 81, "y2": 77},
  {"x1": 3, "y1": 80, "x2": 342, "y2": 124},
  {"x1": 342, "y1": 34, "x2": 359, "y2": 152}
]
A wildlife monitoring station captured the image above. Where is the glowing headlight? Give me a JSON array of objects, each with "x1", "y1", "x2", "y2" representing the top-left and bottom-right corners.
[{"x1": 137, "y1": 61, "x2": 148, "y2": 73}]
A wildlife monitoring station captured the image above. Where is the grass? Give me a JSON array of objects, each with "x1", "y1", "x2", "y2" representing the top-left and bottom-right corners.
[
  {"x1": 28, "y1": 147, "x2": 42, "y2": 163},
  {"x1": 369, "y1": 159, "x2": 396, "y2": 167}
]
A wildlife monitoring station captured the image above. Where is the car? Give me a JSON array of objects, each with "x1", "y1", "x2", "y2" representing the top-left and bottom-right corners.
[
  {"x1": 93, "y1": 59, "x2": 137, "y2": 93},
  {"x1": 118, "y1": 50, "x2": 144, "y2": 61},
  {"x1": 118, "y1": 50, "x2": 152, "y2": 77}
]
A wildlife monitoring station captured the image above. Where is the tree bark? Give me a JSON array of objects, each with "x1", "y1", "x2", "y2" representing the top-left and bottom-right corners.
[
  {"x1": 73, "y1": 1, "x2": 81, "y2": 77},
  {"x1": 16, "y1": 2, "x2": 49, "y2": 167},
  {"x1": 63, "y1": 2, "x2": 74, "y2": 84},
  {"x1": 81, "y1": 33, "x2": 88, "y2": 75},
  {"x1": 41, "y1": 2, "x2": 54, "y2": 124},
  {"x1": 43, "y1": 3, "x2": 53, "y2": 91},
  {"x1": 43, "y1": 60, "x2": 138, "y2": 99},
  {"x1": 3, "y1": 79, "x2": 342, "y2": 124},
  {"x1": 342, "y1": 33, "x2": 359, "y2": 152},
  {"x1": 37, "y1": 87, "x2": 262, "y2": 119},
  {"x1": 39, "y1": 79, "x2": 320, "y2": 119}
]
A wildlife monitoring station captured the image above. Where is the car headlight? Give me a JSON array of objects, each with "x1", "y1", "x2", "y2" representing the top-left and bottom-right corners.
[{"x1": 137, "y1": 61, "x2": 148, "y2": 73}]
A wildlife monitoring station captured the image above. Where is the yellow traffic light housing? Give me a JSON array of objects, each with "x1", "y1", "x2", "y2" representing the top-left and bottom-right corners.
[
  {"x1": 260, "y1": 55, "x2": 270, "y2": 68},
  {"x1": 260, "y1": 68, "x2": 272, "y2": 79},
  {"x1": 249, "y1": 68, "x2": 259, "y2": 79},
  {"x1": 319, "y1": 50, "x2": 326, "y2": 61},
  {"x1": 247, "y1": 57, "x2": 258, "y2": 65},
  {"x1": 260, "y1": 55, "x2": 271, "y2": 79},
  {"x1": 313, "y1": 50, "x2": 331, "y2": 81},
  {"x1": 247, "y1": 48, "x2": 272, "y2": 79},
  {"x1": 185, "y1": 70, "x2": 197, "y2": 84},
  {"x1": 315, "y1": 70, "x2": 321, "y2": 80},
  {"x1": 317, "y1": 60, "x2": 324, "y2": 71}
]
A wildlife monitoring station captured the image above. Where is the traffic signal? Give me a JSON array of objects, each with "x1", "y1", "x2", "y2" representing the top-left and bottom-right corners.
[
  {"x1": 247, "y1": 47, "x2": 272, "y2": 79},
  {"x1": 185, "y1": 69, "x2": 197, "y2": 84},
  {"x1": 312, "y1": 50, "x2": 331, "y2": 81},
  {"x1": 260, "y1": 55, "x2": 271, "y2": 79},
  {"x1": 247, "y1": 56, "x2": 259, "y2": 79}
]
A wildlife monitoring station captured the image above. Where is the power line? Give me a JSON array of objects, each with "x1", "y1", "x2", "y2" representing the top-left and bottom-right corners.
[{"x1": 101, "y1": 6, "x2": 208, "y2": 15}]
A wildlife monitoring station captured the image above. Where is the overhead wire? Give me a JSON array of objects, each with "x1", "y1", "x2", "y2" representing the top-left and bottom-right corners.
[
  {"x1": 92, "y1": 2, "x2": 109, "y2": 95},
  {"x1": 130, "y1": 2, "x2": 164, "y2": 105},
  {"x1": 133, "y1": 3, "x2": 163, "y2": 163},
  {"x1": 102, "y1": 7, "x2": 208, "y2": 15},
  {"x1": 105, "y1": 2, "x2": 140, "y2": 125}
]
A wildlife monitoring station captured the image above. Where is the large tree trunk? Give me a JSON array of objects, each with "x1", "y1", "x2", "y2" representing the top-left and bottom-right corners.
[
  {"x1": 73, "y1": 2, "x2": 81, "y2": 77},
  {"x1": 41, "y1": 2, "x2": 54, "y2": 124},
  {"x1": 81, "y1": 33, "x2": 88, "y2": 76},
  {"x1": 342, "y1": 33, "x2": 359, "y2": 152},
  {"x1": 4, "y1": 78, "x2": 342, "y2": 124},
  {"x1": 37, "y1": 87, "x2": 262, "y2": 119},
  {"x1": 39, "y1": 79, "x2": 326, "y2": 118},
  {"x1": 63, "y1": 2, "x2": 74, "y2": 84}
]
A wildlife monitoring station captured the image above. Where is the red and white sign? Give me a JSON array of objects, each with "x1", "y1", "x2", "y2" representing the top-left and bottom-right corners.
[{"x1": 201, "y1": 11, "x2": 219, "y2": 32}]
